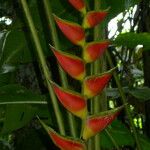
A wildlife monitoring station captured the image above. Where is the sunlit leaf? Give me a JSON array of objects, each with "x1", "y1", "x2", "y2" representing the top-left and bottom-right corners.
[{"x1": 113, "y1": 33, "x2": 150, "y2": 50}]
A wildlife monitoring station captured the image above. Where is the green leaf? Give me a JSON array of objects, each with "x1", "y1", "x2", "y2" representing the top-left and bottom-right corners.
[
  {"x1": 0, "y1": 84, "x2": 46, "y2": 105},
  {"x1": 106, "y1": 87, "x2": 129, "y2": 98},
  {"x1": 100, "y1": 120, "x2": 134, "y2": 149},
  {"x1": 139, "y1": 135, "x2": 150, "y2": 150},
  {"x1": 0, "y1": 84, "x2": 46, "y2": 134},
  {"x1": 0, "y1": 31, "x2": 7, "y2": 51},
  {"x1": 0, "y1": 30, "x2": 33, "y2": 66},
  {"x1": 1, "y1": 104, "x2": 36, "y2": 134},
  {"x1": 113, "y1": 33, "x2": 150, "y2": 50},
  {"x1": 107, "y1": 87, "x2": 150, "y2": 102},
  {"x1": 14, "y1": 127, "x2": 48, "y2": 150},
  {"x1": 1, "y1": 1, "x2": 50, "y2": 66},
  {"x1": 129, "y1": 87, "x2": 150, "y2": 102},
  {"x1": 106, "y1": 88, "x2": 120, "y2": 98},
  {"x1": 0, "y1": 73, "x2": 13, "y2": 87}
]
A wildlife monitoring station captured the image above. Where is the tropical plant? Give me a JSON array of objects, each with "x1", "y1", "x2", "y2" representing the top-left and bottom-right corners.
[
  {"x1": 1, "y1": 0, "x2": 150, "y2": 150},
  {"x1": 20, "y1": 0, "x2": 124, "y2": 149}
]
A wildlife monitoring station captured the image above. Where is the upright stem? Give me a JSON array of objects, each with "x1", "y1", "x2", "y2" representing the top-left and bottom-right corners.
[
  {"x1": 88, "y1": 139, "x2": 95, "y2": 150},
  {"x1": 93, "y1": 0, "x2": 104, "y2": 150},
  {"x1": 106, "y1": 51, "x2": 142, "y2": 150},
  {"x1": 20, "y1": 0, "x2": 65, "y2": 135},
  {"x1": 43, "y1": 0, "x2": 77, "y2": 137}
]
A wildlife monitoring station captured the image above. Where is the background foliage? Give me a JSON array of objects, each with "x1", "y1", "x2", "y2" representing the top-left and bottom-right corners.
[{"x1": 0, "y1": 0, "x2": 150, "y2": 149}]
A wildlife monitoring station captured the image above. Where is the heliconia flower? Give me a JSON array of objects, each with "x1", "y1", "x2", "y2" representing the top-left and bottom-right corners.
[
  {"x1": 50, "y1": 81, "x2": 87, "y2": 119},
  {"x1": 83, "y1": 68, "x2": 116, "y2": 98},
  {"x1": 82, "y1": 106, "x2": 123, "y2": 140},
  {"x1": 68, "y1": 0, "x2": 86, "y2": 14},
  {"x1": 38, "y1": 118, "x2": 86, "y2": 150},
  {"x1": 50, "y1": 45, "x2": 85, "y2": 81},
  {"x1": 54, "y1": 15, "x2": 85, "y2": 46},
  {"x1": 83, "y1": 10, "x2": 108, "y2": 29},
  {"x1": 83, "y1": 40, "x2": 110, "y2": 63}
]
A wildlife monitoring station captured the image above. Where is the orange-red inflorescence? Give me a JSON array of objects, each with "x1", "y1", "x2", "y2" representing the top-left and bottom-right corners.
[
  {"x1": 83, "y1": 11, "x2": 108, "y2": 28},
  {"x1": 52, "y1": 83, "x2": 87, "y2": 119},
  {"x1": 68, "y1": 0, "x2": 85, "y2": 13},
  {"x1": 49, "y1": 131, "x2": 86, "y2": 150},
  {"x1": 55, "y1": 16, "x2": 85, "y2": 46},
  {"x1": 51, "y1": 47, "x2": 85, "y2": 80},
  {"x1": 82, "y1": 111, "x2": 120, "y2": 140},
  {"x1": 84, "y1": 73, "x2": 112, "y2": 98},
  {"x1": 84, "y1": 41, "x2": 110, "y2": 63}
]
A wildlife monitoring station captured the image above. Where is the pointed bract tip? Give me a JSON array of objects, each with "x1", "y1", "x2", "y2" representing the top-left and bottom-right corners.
[
  {"x1": 68, "y1": 0, "x2": 86, "y2": 14},
  {"x1": 39, "y1": 119, "x2": 86, "y2": 150},
  {"x1": 83, "y1": 10, "x2": 108, "y2": 29},
  {"x1": 51, "y1": 49, "x2": 85, "y2": 80},
  {"x1": 83, "y1": 69, "x2": 115, "y2": 98},
  {"x1": 51, "y1": 81, "x2": 87, "y2": 118},
  {"x1": 83, "y1": 40, "x2": 110, "y2": 63},
  {"x1": 54, "y1": 15, "x2": 85, "y2": 46},
  {"x1": 82, "y1": 106, "x2": 123, "y2": 140}
]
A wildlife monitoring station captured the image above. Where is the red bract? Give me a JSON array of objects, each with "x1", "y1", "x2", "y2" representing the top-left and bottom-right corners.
[
  {"x1": 83, "y1": 11, "x2": 108, "y2": 28},
  {"x1": 51, "y1": 81, "x2": 87, "y2": 119},
  {"x1": 83, "y1": 68, "x2": 115, "y2": 98},
  {"x1": 82, "y1": 106, "x2": 123, "y2": 140},
  {"x1": 39, "y1": 119, "x2": 86, "y2": 150},
  {"x1": 50, "y1": 46, "x2": 85, "y2": 81},
  {"x1": 50, "y1": 132, "x2": 86, "y2": 150},
  {"x1": 54, "y1": 15, "x2": 85, "y2": 46},
  {"x1": 68, "y1": 0, "x2": 86, "y2": 14},
  {"x1": 83, "y1": 41, "x2": 110, "y2": 63}
]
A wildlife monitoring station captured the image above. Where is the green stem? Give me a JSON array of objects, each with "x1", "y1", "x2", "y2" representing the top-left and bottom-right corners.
[
  {"x1": 80, "y1": 45, "x2": 87, "y2": 138},
  {"x1": 88, "y1": 138, "x2": 94, "y2": 150},
  {"x1": 20, "y1": 0, "x2": 65, "y2": 135},
  {"x1": 105, "y1": 129, "x2": 120, "y2": 150},
  {"x1": 93, "y1": 0, "x2": 103, "y2": 150},
  {"x1": 43, "y1": 0, "x2": 77, "y2": 137},
  {"x1": 106, "y1": 51, "x2": 142, "y2": 150},
  {"x1": 0, "y1": 101, "x2": 47, "y2": 105}
]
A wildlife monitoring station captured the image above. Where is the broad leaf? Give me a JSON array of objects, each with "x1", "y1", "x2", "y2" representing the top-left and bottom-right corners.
[
  {"x1": 113, "y1": 33, "x2": 150, "y2": 50},
  {"x1": 0, "y1": 30, "x2": 33, "y2": 66},
  {"x1": 0, "y1": 84, "x2": 46, "y2": 134},
  {"x1": 0, "y1": 73, "x2": 13, "y2": 87},
  {"x1": 1, "y1": 104, "x2": 36, "y2": 134},
  {"x1": 100, "y1": 120, "x2": 134, "y2": 149},
  {"x1": 106, "y1": 88, "x2": 120, "y2": 98},
  {"x1": 0, "y1": 84, "x2": 46, "y2": 104},
  {"x1": 129, "y1": 87, "x2": 150, "y2": 102},
  {"x1": 139, "y1": 135, "x2": 150, "y2": 150}
]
